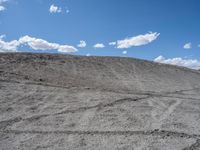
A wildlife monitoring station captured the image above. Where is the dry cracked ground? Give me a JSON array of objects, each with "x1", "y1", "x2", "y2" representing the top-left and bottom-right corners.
[{"x1": 0, "y1": 53, "x2": 200, "y2": 150}]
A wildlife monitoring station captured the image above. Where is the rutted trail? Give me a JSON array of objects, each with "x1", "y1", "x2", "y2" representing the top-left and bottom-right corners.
[{"x1": 1, "y1": 129, "x2": 200, "y2": 139}]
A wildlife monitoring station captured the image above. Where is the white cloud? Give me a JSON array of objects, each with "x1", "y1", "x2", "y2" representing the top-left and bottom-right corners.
[
  {"x1": 77, "y1": 40, "x2": 86, "y2": 48},
  {"x1": 0, "y1": 39, "x2": 20, "y2": 52},
  {"x1": 0, "y1": 34, "x2": 6, "y2": 39},
  {"x1": 0, "y1": 5, "x2": 5, "y2": 11},
  {"x1": 154, "y1": 55, "x2": 200, "y2": 70},
  {"x1": 116, "y1": 32, "x2": 160, "y2": 49},
  {"x1": 183, "y1": 42, "x2": 192, "y2": 49},
  {"x1": 86, "y1": 53, "x2": 91, "y2": 56},
  {"x1": 109, "y1": 42, "x2": 116, "y2": 46},
  {"x1": 49, "y1": 4, "x2": 62, "y2": 13},
  {"x1": 66, "y1": 9, "x2": 70, "y2": 14},
  {"x1": 122, "y1": 50, "x2": 127, "y2": 54},
  {"x1": 198, "y1": 44, "x2": 200, "y2": 48},
  {"x1": 0, "y1": 0, "x2": 8, "y2": 12},
  {"x1": 93, "y1": 43, "x2": 105, "y2": 48},
  {"x1": 0, "y1": 35, "x2": 77, "y2": 53},
  {"x1": 19, "y1": 35, "x2": 77, "y2": 52},
  {"x1": 0, "y1": 0, "x2": 8, "y2": 4}
]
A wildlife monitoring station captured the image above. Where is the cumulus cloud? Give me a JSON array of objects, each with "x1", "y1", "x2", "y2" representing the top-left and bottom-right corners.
[
  {"x1": 86, "y1": 53, "x2": 91, "y2": 56},
  {"x1": 115, "y1": 32, "x2": 160, "y2": 49},
  {"x1": 49, "y1": 4, "x2": 62, "y2": 13},
  {"x1": 154, "y1": 55, "x2": 200, "y2": 70},
  {"x1": 183, "y1": 42, "x2": 192, "y2": 49},
  {"x1": 0, "y1": 35, "x2": 77, "y2": 53},
  {"x1": 93, "y1": 43, "x2": 105, "y2": 48},
  {"x1": 77, "y1": 40, "x2": 86, "y2": 48},
  {"x1": 109, "y1": 42, "x2": 116, "y2": 46},
  {"x1": 19, "y1": 36, "x2": 77, "y2": 52},
  {"x1": 0, "y1": 39, "x2": 20, "y2": 52}
]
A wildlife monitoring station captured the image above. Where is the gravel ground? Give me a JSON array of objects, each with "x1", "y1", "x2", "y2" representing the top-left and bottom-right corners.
[{"x1": 0, "y1": 53, "x2": 200, "y2": 150}]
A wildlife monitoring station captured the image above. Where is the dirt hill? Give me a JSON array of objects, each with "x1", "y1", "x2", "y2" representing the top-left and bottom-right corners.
[{"x1": 0, "y1": 53, "x2": 200, "y2": 150}]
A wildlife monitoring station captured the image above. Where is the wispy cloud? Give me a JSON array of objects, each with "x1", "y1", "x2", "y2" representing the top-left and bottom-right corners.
[
  {"x1": 115, "y1": 32, "x2": 160, "y2": 49},
  {"x1": 93, "y1": 43, "x2": 105, "y2": 48},
  {"x1": 0, "y1": 34, "x2": 5, "y2": 39},
  {"x1": 0, "y1": 35, "x2": 77, "y2": 53},
  {"x1": 109, "y1": 42, "x2": 116, "y2": 46},
  {"x1": 0, "y1": 0, "x2": 7, "y2": 12},
  {"x1": 183, "y1": 42, "x2": 192, "y2": 49},
  {"x1": 154, "y1": 55, "x2": 200, "y2": 70},
  {"x1": 49, "y1": 4, "x2": 62, "y2": 13},
  {"x1": 0, "y1": 5, "x2": 5, "y2": 11},
  {"x1": 0, "y1": 0, "x2": 8, "y2": 4},
  {"x1": 66, "y1": 9, "x2": 70, "y2": 14},
  {"x1": 77, "y1": 40, "x2": 86, "y2": 48},
  {"x1": 122, "y1": 50, "x2": 127, "y2": 54}
]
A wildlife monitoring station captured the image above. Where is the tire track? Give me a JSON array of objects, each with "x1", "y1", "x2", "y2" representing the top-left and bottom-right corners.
[
  {"x1": 1, "y1": 129, "x2": 200, "y2": 139},
  {"x1": 182, "y1": 139, "x2": 200, "y2": 150},
  {"x1": 1, "y1": 79, "x2": 200, "y2": 97},
  {"x1": 55, "y1": 96, "x2": 150, "y2": 115},
  {"x1": 151, "y1": 99, "x2": 182, "y2": 129},
  {"x1": 0, "y1": 117, "x2": 22, "y2": 130},
  {"x1": 0, "y1": 96, "x2": 150, "y2": 130}
]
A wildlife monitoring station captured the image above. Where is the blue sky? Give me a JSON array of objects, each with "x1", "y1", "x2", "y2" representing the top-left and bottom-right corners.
[{"x1": 0, "y1": 0, "x2": 200, "y2": 69}]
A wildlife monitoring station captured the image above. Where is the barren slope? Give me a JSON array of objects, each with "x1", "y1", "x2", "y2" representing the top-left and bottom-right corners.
[{"x1": 0, "y1": 53, "x2": 200, "y2": 150}]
